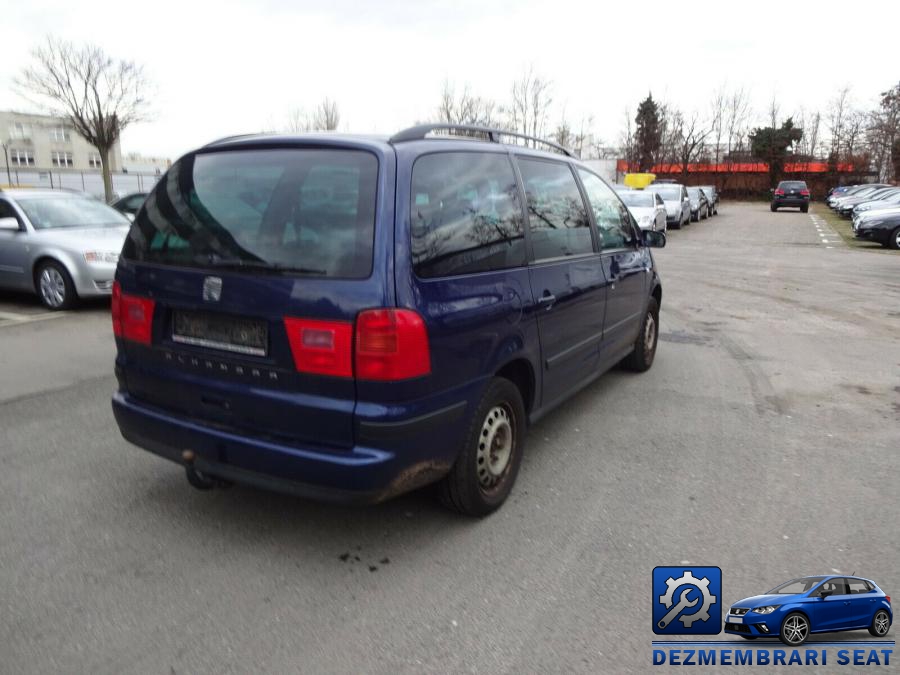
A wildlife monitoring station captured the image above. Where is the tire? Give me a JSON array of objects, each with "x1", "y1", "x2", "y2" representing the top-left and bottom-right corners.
[
  {"x1": 770, "y1": 204, "x2": 778, "y2": 212},
  {"x1": 889, "y1": 227, "x2": 900, "y2": 250},
  {"x1": 869, "y1": 609, "x2": 891, "y2": 637},
  {"x1": 35, "y1": 260, "x2": 77, "y2": 310},
  {"x1": 801, "y1": 205, "x2": 809, "y2": 213},
  {"x1": 779, "y1": 612, "x2": 810, "y2": 646},
  {"x1": 621, "y1": 297, "x2": 659, "y2": 372},
  {"x1": 438, "y1": 377, "x2": 526, "y2": 517}
]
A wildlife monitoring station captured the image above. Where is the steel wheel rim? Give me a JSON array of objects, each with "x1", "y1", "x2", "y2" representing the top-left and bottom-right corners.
[
  {"x1": 644, "y1": 313, "x2": 656, "y2": 354},
  {"x1": 40, "y1": 267, "x2": 66, "y2": 308},
  {"x1": 476, "y1": 404, "x2": 514, "y2": 490},
  {"x1": 895, "y1": 230, "x2": 900, "y2": 248},
  {"x1": 784, "y1": 615, "x2": 808, "y2": 644},
  {"x1": 875, "y1": 611, "x2": 889, "y2": 635}
]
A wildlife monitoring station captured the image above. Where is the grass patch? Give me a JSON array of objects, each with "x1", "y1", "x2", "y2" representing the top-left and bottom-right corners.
[{"x1": 811, "y1": 203, "x2": 893, "y2": 253}]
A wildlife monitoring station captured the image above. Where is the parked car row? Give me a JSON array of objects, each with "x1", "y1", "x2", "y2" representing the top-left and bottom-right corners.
[
  {"x1": 614, "y1": 182, "x2": 719, "y2": 231},
  {"x1": 828, "y1": 183, "x2": 900, "y2": 250}
]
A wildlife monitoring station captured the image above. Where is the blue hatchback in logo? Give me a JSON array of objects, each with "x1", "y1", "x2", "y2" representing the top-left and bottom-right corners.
[
  {"x1": 653, "y1": 567, "x2": 722, "y2": 635},
  {"x1": 725, "y1": 575, "x2": 893, "y2": 646}
]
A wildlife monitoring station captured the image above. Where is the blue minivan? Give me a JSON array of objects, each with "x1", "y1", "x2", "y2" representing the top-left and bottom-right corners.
[{"x1": 111, "y1": 124, "x2": 665, "y2": 516}]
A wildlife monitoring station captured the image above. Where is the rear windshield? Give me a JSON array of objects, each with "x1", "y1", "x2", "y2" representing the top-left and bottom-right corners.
[
  {"x1": 650, "y1": 186, "x2": 681, "y2": 200},
  {"x1": 778, "y1": 181, "x2": 807, "y2": 190},
  {"x1": 619, "y1": 191, "x2": 654, "y2": 207},
  {"x1": 122, "y1": 149, "x2": 378, "y2": 278}
]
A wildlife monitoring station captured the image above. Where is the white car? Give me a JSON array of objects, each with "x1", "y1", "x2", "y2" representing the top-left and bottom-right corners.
[
  {"x1": 619, "y1": 189, "x2": 667, "y2": 232},
  {"x1": 647, "y1": 184, "x2": 691, "y2": 229}
]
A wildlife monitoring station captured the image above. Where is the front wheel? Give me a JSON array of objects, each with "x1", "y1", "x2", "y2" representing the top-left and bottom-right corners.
[
  {"x1": 621, "y1": 297, "x2": 659, "y2": 372},
  {"x1": 438, "y1": 377, "x2": 526, "y2": 517},
  {"x1": 779, "y1": 613, "x2": 810, "y2": 646},
  {"x1": 36, "y1": 260, "x2": 77, "y2": 310},
  {"x1": 869, "y1": 609, "x2": 891, "y2": 637},
  {"x1": 888, "y1": 226, "x2": 900, "y2": 250}
]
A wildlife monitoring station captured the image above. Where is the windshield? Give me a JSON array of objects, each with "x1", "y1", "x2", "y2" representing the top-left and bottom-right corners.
[
  {"x1": 650, "y1": 186, "x2": 681, "y2": 200},
  {"x1": 122, "y1": 148, "x2": 379, "y2": 278},
  {"x1": 17, "y1": 195, "x2": 129, "y2": 230},
  {"x1": 619, "y1": 192, "x2": 654, "y2": 208},
  {"x1": 687, "y1": 188, "x2": 703, "y2": 198},
  {"x1": 767, "y1": 577, "x2": 826, "y2": 594},
  {"x1": 778, "y1": 181, "x2": 807, "y2": 190}
]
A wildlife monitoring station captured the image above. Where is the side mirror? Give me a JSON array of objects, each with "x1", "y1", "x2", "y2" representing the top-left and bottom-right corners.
[
  {"x1": 769, "y1": 188, "x2": 775, "y2": 193},
  {"x1": 0, "y1": 217, "x2": 21, "y2": 232},
  {"x1": 819, "y1": 590, "x2": 833, "y2": 599},
  {"x1": 643, "y1": 230, "x2": 666, "y2": 248}
]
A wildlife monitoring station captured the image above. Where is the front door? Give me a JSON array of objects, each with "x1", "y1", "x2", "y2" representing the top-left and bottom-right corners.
[
  {"x1": 0, "y1": 199, "x2": 29, "y2": 290},
  {"x1": 516, "y1": 156, "x2": 608, "y2": 409},
  {"x1": 576, "y1": 170, "x2": 647, "y2": 363}
]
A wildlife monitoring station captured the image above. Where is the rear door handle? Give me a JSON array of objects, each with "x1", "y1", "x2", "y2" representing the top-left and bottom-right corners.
[{"x1": 537, "y1": 293, "x2": 556, "y2": 310}]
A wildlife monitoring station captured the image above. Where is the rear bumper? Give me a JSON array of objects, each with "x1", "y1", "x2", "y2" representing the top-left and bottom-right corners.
[
  {"x1": 772, "y1": 197, "x2": 809, "y2": 208},
  {"x1": 112, "y1": 391, "x2": 465, "y2": 503}
]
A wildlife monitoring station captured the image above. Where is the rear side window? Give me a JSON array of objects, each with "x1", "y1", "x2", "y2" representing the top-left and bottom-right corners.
[
  {"x1": 516, "y1": 157, "x2": 592, "y2": 260},
  {"x1": 411, "y1": 152, "x2": 525, "y2": 278},
  {"x1": 122, "y1": 149, "x2": 378, "y2": 278}
]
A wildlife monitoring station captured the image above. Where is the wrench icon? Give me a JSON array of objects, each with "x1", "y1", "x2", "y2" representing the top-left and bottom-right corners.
[{"x1": 658, "y1": 588, "x2": 698, "y2": 629}]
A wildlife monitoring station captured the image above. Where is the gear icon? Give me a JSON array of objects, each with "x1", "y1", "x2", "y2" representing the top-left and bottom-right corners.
[{"x1": 659, "y1": 570, "x2": 717, "y2": 628}]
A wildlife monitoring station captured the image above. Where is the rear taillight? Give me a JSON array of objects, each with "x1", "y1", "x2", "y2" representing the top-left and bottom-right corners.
[
  {"x1": 111, "y1": 280, "x2": 155, "y2": 345},
  {"x1": 355, "y1": 309, "x2": 430, "y2": 381},
  {"x1": 284, "y1": 317, "x2": 353, "y2": 378},
  {"x1": 886, "y1": 595, "x2": 891, "y2": 604},
  {"x1": 774, "y1": 189, "x2": 785, "y2": 196}
]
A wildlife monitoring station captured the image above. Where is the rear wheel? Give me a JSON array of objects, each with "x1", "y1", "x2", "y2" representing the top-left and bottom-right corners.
[
  {"x1": 770, "y1": 204, "x2": 778, "y2": 212},
  {"x1": 438, "y1": 377, "x2": 526, "y2": 517},
  {"x1": 36, "y1": 260, "x2": 77, "y2": 310},
  {"x1": 869, "y1": 609, "x2": 891, "y2": 637},
  {"x1": 801, "y1": 205, "x2": 809, "y2": 213},
  {"x1": 889, "y1": 226, "x2": 900, "y2": 250},
  {"x1": 622, "y1": 297, "x2": 659, "y2": 372}
]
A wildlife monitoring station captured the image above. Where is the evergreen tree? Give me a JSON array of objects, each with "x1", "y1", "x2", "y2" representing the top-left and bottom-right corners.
[{"x1": 635, "y1": 94, "x2": 661, "y2": 172}]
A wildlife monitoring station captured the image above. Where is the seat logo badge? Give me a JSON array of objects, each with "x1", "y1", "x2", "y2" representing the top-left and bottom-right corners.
[{"x1": 203, "y1": 276, "x2": 223, "y2": 302}]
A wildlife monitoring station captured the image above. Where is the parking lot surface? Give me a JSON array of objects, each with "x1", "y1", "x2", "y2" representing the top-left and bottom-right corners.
[{"x1": 1, "y1": 202, "x2": 898, "y2": 673}]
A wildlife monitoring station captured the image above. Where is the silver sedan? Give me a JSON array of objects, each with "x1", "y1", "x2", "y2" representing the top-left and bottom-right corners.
[{"x1": 0, "y1": 189, "x2": 130, "y2": 309}]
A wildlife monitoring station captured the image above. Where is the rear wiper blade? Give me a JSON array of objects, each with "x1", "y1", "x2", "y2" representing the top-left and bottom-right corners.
[{"x1": 200, "y1": 257, "x2": 327, "y2": 275}]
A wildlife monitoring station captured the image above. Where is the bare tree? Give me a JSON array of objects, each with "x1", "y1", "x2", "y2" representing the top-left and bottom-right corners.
[
  {"x1": 17, "y1": 37, "x2": 150, "y2": 202},
  {"x1": 286, "y1": 107, "x2": 310, "y2": 133},
  {"x1": 508, "y1": 66, "x2": 553, "y2": 144},
  {"x1": 675, "y1": 111, "x2": 709, "y2": 176},
  {"x1": 437, "y1": 80, "x2": 499, "y2": 127},
  {"x1": 724, "y1": 88, "x2": 752, "y2": 157},
  {"x1": 828, "y1": 86, "x2": 851, "y2": 159},
  {"x1": 311, "y1": 97, "x2": 340, "y2": 131},
  {"x1": 767, "y1": 93, "x2": 780, "y2": 129},
  {"x1": 708, "y1": 87, "x2": 726, "y2": 164}
]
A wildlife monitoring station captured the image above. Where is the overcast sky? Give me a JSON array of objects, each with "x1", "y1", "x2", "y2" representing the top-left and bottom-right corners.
[{"x1": 2, "y1": 0, "x2": 897, "y2": 160}]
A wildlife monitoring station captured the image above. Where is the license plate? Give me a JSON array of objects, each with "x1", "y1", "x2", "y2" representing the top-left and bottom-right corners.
[
  {"x1": 173, "y1": 310, "x2": 267, "y2": 356},
  {"x1": 728, "y1": 616, "x2": 743, "y2": 624}
]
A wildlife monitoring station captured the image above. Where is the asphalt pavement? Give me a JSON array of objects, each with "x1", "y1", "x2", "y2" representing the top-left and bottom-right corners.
[{"x1": 1, "y1": 202, "x2": 898, "y2": 674}]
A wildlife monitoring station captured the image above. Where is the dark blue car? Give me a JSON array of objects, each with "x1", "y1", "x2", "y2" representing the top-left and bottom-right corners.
[
  {"x1": 111, "y1": 124, "x2": 665, "y2": 516},
  {"x1": 726, "y1": 575, "x2": 893, "y2": 645}
]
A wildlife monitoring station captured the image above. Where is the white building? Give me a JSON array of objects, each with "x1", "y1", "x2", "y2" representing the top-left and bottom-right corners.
[{"x1": 1, "y1": 109, "x2": 123, "y2": 173}]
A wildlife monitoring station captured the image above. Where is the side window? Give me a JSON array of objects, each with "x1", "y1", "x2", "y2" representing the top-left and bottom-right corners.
[
  {"x1": 818, "y1": 578, "x2": 849, "y2": 596},
  {"x1": 516, "y1": 157, "x2": 592, "y2": 261},
  {"x1": 655, "y1": 194, "x2": 664, "y2": 207},
  {"x1": 0, "y1": 199, "x2": 20, "y2": 224},
  {"x1": 847, "y1": 579, "x2": 872, "y2": 594},
  {"x1": 577, "y1": 170, "x2": 635, "y2": 250},
  {"x1": 411, "y1": 152, "x2": 525, "y2": 278}
]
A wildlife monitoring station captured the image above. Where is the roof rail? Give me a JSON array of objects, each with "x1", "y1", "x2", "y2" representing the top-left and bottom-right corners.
[{"x1": 389, "y1": 123, "x2": 576, "y2": 158}]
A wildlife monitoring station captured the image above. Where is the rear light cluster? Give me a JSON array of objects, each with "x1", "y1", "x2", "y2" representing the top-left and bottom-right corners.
[
  {"x1": 800, "y1": 189, "x2": 810, "y2": 196},
  {"x1": 285, "y1": 308, "x2": 430, "y2": 382},
  {"x1": 774, "y1": 189, "x2": 785, "y2": 196},
  {"x1": 111, "y1": 281, "x2": 155, "y2": 345}
]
